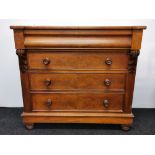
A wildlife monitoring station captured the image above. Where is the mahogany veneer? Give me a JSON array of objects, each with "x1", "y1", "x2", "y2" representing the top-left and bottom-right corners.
[{"x1": 10, "y1": 26, "x2": 146, "y2": 130}]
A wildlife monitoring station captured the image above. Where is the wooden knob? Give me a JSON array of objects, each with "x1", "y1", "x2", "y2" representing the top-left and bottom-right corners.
[
  {"x1": 105, "y1": 58, "x2": 112, "y2": 65},
  {"x1": 103, "y1": 99, "x2": 109, "y2": 108},
  {"x1": 47, "y1": 99, "x2": 52, "y2": 107},
  {"x1": 104, "y1": 79, "x2": 111, "y2": 86},
  {"x1": 44, "y1": 79, "x2": 51, "y2": 86},
  {"x1": 43, "y1": 57, "x2": 50, "y2": 65}
]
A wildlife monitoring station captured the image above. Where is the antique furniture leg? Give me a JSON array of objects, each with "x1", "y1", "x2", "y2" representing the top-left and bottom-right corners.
[
  {"x1": 121, "y1": 124, "x2": 131, "y2": 131},
  {"x1": 25, "y1": 123, "x2": 34, "y2": 130}
]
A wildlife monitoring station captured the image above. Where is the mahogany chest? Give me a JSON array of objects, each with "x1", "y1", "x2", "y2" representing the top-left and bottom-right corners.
[{"x1": 11, "y1": 26, "x2": 146, "y2": 130}]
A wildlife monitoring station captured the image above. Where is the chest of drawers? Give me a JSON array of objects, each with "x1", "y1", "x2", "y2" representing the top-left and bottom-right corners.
[{"x1": 11, "y1": 26, "x2": 146, "y2": 130}]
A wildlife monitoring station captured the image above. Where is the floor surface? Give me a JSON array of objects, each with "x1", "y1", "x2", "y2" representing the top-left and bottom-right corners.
[{"x1": 0, "y1": 108, "x2": 154, "y2": 135}]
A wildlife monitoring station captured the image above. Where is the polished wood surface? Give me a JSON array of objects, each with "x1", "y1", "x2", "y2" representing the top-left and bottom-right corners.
[
  {"x1": 27, "y1": 51, "x2": 129, "y2": 70},
  {"x1": 29, "y1": 73, "x2": 125, "y2": 90},
  {"x1": 10, "y1": 26, "x2": 146, "y2": 30},
  {"x1": 31, "y1": 93, "x2": 124, "y2": 112},
  {"x1": 24, "y1": 36, "x2": 131, "y2": 48},
  {"x1": 22, "y1": 112, "x2": 134, "y2": 125},
  {"x1": 11, "y1": 26, "x2": 146, "y2": 130}
]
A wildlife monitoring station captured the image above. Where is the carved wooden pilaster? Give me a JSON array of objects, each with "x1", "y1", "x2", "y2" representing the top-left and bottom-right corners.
[
  {"x1": 16, "y1": 49, "x2": 28, "y2": 72},
  {"x1": 128, "y1": 50, "x2": 140, "y2": 73}
]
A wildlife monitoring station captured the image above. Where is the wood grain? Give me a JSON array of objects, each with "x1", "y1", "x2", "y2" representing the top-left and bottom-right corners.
[
  {"x1": 24, "y1": 36, "x2": 131, "y2": 48},
  {"x1": 27, "y1": 51, "x2": 129, "y2": 70},
  {"x1": 10, "y1": 26, "x2": 146, "y2": 30},
  {"x1": 29, "y1": 73, "x2": 126, "y2": 91},
  {"x1": 22, "y1": 112, "x2": 134, "y2": 124},
  {"x1": 31, "y1": 93, "x2": 124, "y2": 112}
]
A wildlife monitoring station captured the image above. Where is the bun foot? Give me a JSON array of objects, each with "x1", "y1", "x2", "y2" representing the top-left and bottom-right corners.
[
  {"x1": 25, "y1": 123, "x2": 34, "y2": 130},
  {"x1": 121, "y1": 124, "x2": 131, "y2": 131}
]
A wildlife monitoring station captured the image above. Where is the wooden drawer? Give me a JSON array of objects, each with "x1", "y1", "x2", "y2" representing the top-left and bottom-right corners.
[
  {"x1": 27, "y1": 52, "x2": 128, "y2": 70},
  {"x1": 32, "y1": 93, "x2": 124, "y2": 112},
  {"x1": 29, "y1": 73, "x2": 126, "y2": 91}
]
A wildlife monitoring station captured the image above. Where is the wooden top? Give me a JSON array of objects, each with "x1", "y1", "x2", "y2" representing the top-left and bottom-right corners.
[
  {"x1": 11, "y1": 25, "x2": 146, "y2": 50},
  {"x1": 10, "y1": 26, "x2": 147, "y2": 30}
]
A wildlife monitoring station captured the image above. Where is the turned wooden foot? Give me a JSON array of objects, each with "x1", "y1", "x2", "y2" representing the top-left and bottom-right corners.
[
  {"x1": 121, "y1": 124, "x2": 131, "y2": 131},
  {"x1": 25, "y1": 123, "x2": 34, "y2": 130}
]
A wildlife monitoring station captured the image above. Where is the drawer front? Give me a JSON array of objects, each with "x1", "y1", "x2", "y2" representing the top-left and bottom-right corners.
[
  {"x1": 30, "y1": 73, "x2": 126, "y2": 91},
  {"x1": 28, "y1": 52, "x2": 128, "y2": 70},
  {"x1": 32, "y1": 93, "x2": 124, "y2": 112}
]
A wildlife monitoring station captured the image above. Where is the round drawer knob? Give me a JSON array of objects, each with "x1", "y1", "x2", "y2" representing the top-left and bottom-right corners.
[
  {"x1": 43, "y1": 57, "x2": 50, "y2": 65},
  {"x1": 105, "y1": 58, "x2": 112, "y2": 65},
  {"x1": 104, "y1": 79, "x2": 111, "y2": 86},
  {"x1": 47, "y1": 99, "x2": 52, "y2": 107},
  {"x1": 44, "y1": 79, "x2": 52, "y2": 86},
  {"x1": 103, "y1": 99, "x2": 109, "y2": 108}
]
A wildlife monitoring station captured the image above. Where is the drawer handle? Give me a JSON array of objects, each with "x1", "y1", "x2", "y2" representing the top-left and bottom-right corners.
[
  {"x1": 105, "y1": 58, "x2": 112, "y2": 65},
  {"x1": 44, "y1": 79, "x2": 52, "y2": 86},
  {"x1": 103, "y1": 99, "x2": 109, "y2": 108},
  {"x1": 43, "y1": 57, "x2": 50, "y2": 65},
  {"x1": 104, "y1": 79, "x2": 111, "y2": 86},
  {"x1": 47, "y1": 99, "x2": 52, "y2": 107}
]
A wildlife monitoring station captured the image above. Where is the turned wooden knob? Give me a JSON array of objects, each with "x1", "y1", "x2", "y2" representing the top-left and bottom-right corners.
[
  {"x1": 103, "y1": 99, "x2": 109, "y2": 108},
  {"x1": 43, "y1": 57, "x2": 50, "y2": 65},
  {"x1": 105, "y1": 58, "x2": 112, "y2": 65},
  {"x1": 44, "y1": 79, "x2": 52, "y2": 86},
  {"x1": 104, "y1": 79, "x2": 111, "y2": 86},
  {"x1": 47, "y1": 99, "x2": 52, "y2": 107}
]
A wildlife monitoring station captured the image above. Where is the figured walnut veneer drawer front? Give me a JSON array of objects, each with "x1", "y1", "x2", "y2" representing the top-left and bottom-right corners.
[
  {"x1": 29, "y1": 73, "x2": 126, "y2": 90},
  {"x1": 27, "y1": 52, "x2": 128, "y2": 70},
  {"x1": 32, "y1": 93, "x2": 124, "y2": 112}
]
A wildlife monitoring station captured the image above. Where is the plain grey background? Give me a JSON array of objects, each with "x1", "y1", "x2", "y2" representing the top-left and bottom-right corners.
[{"x1": 0, "y1": 19, "x2": 155, "y2": 108}]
